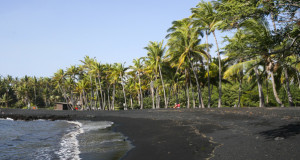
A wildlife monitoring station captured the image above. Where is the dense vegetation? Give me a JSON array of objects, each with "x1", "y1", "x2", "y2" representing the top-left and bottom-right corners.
[{"x1": 1, "y1": 0, "x2": 299, "y2": 109}]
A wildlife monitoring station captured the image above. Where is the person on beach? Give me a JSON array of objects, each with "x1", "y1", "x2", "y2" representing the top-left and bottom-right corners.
[{"x1": 174, "y1": 103, "x2": 180, "y2": 108}]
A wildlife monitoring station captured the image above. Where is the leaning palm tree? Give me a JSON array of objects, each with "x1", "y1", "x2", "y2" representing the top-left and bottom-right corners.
[{"x1": 241, "y1": 19, "x2": 284, "y2": 107}]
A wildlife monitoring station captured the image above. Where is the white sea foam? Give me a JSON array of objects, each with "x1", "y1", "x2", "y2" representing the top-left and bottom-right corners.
[
  {"x1": 55, "y1": 121, "x2": 114, "y2": 160},
  {"x1": 56, "y1": 121, "x2": 83, "y2": 160},
  {"x1": 99, "y1": 139, "x2": 123, "y2": 144},
  {"x1": 81, "y1": 121, "x2": 113, "y2": 132},
  {"x1": 5, "y1": 118, "x2": 14, "y2": 121}
]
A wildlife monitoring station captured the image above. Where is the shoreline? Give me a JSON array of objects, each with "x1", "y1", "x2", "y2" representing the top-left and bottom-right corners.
[{"x1": 1, "y1": 107, "x2": 300, "y2": 160}]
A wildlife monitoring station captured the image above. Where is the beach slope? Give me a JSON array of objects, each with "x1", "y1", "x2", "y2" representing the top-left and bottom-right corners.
[{"x1": 1, "y1": 107, "x2": 300, "y2": 160}]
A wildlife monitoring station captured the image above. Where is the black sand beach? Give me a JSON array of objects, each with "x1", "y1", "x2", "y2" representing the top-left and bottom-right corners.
[{"x1": 1, "y1": 107, "x2": 300, "y2": 160}]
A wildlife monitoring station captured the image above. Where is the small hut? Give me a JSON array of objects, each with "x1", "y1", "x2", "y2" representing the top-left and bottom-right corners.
[{"x1": 54, "y1": 102, "x2": 70, "y2": 110}]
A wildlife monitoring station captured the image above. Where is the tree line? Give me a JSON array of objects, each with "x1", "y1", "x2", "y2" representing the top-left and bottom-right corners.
[{"x1": 1, "y1": 0, "x2": 299, "y2": 109}]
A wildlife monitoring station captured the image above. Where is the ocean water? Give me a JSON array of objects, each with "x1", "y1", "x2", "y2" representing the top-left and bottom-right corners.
[{"x1": 0, "y1": 118, "x2": 132, "y2": 160}]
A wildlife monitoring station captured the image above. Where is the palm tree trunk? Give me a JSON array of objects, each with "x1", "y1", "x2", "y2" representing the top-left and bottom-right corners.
[
  {"x1": 185, "y1": 69, "x2": 190, "y2": 109},
  {"x1": 237, "y1": 78, "x2": 242, "y2": 107},
  {"x1": 189, "y1": 56, "x2": 205, "y2": 108},
  {"x1": 111, "y1": 83, "x2": 115, "y2": 110},
  {"x1": 97, "y1": 76, "x2": 104, "y2": 109},
  {"x1": 150, "y1": 81, "x2": 155, "y2": 109},
  {"x1": 206, "y1": 31, "x2": 211, "y2": 108},
  {"x1": 80, "y1": 92, "x2": 83, "y2": 110},
  {"x1": 297, "y1": 71, "x2": 300, "y2": 89},
  {"x1": 284, "y1": 67, "x2": 294, "y2": 107},
  {"x1": 159, "y1": 65, "x2": 168, "y2": 108},
  {"x1": 266, "y1": 78, "x2": 269, "y2": 104},
  {"x1": 176, "y1": 86, "x2": 179, "y2": 105},
  {"x1": 103, "y1": 91, "x2": 107, "y2": 110},
  {"x1": 270, "y1": 70, "x2": 284, "y2": 107},
  {"x1": 212, "y1": 31, "x2": 222, "y2": 108},
  {"x1": 95, "y1": 89, "x2": 99, "y2": 109},
  {"x1": 89, "y1": 75, "x2": 95, "y2": 109},
  {"x1": 94, "y1": 77, "x2": 100, "y2": 109},
  {"x1": 83, "y1": 90, "x2": 88, "y2": 110},
  {"x1": 254, "y1": 66, "x2": 265, "y2": 107},
  {"x1": 130, "y1": 94, "x2": 133, "y2": 109},
  {"x1": 138, "y1": 92, "x2": 141, "y2": 106},
  {"x1": 190, "y1": 78, "x2": 196, "y2": 108},
  {"x1": 119, "y1": 73, "x2": 127, "y2": 110},
  {"x1": 155, "y1": 75, "x2": 160, "y2": 109},
  {"x1": 122, "y1": 83, "x2": 127, "y2": 110},
  {"x1": 138, "y1": 71, "x2": 143, "y2": 109},
  {"x1": 107, "y1": 85, "x2": 111, "y2": 110},
  {"x1": 156, "y1": 94, "x2": 160, "y2": 109}
]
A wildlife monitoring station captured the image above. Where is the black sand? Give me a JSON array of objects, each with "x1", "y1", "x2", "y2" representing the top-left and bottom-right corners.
[{"x1": 1, "y1": 107, "x2": 300, "y2": 160}]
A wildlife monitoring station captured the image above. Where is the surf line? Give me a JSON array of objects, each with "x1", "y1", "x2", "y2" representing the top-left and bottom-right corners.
[{"x1": 56, "y1": 121, "x2": 84, "y2": 160}]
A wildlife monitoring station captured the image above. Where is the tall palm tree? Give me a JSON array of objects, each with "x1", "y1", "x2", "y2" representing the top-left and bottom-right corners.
[
  {"x1": 53, "y1": 69, "x2": 68, "y2": 103},
  {"x1": 131, "y1": 58, "x2": 145, "y2": 109},
  {"x1": 90, "y1": 62, "x2": 105, "y2": 110},
  {"x1": 192, "y1": 1, "x2": 223, "y2": 108},
  {"x1": 144, "y1": 41, "x2": 168, "y2": 108},
  {"x1": 166, "y1": 18, "x2": 208, "y2": 108},
  {"x1": 75, "y1": 78, "x2": 89, "y2": 110},
  {"x1": 115, "y1": 63, "x2": 128, "y2": 110}
]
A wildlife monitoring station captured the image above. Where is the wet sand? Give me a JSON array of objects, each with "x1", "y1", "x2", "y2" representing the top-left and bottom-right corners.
[{"x1": 1, "y1": 107, "x2": 300, "y2": 160}]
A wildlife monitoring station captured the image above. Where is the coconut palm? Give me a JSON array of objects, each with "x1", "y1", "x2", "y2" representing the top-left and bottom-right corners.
[
  {"x1": 241, "y1": 18, "x2": 284, "y2": 107},
  {"x1": 90, "y1": 62, "x2": 105, "y2": 109},
  {"x1": 144, "y1": 41, "x2": 168, "y2": 109},
  {"x1": 130, "y1": 58, "x2": 145, "y2": 109},
  {"x1": 192, "y1": 1, "x2": 224, "y2": 108},
  {"x1": 0, "y1": 93, "x2": 12, "y2": 108},
  {"x1": 166, "y1": 18, "x2": 209, "y2": 108},
  {"x1": 115, "y1": 63, "x2": 128, "y2": 110}
]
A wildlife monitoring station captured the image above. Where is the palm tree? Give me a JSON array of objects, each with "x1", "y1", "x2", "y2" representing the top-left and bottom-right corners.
[
  {"x1": 75, "y1": 78, "x2": 89, "y2": 110},
  {"x1": 144, "y1": 41, "x2": 168, "y2": 109},
  {"x1": 131, "y1": 58, "x2": 145, "y2": 109},
  {"x1": 90, "y1": 62, "x2": 105, "y2": 110},
  {"x1": 241, "y1": 19, "x2": 284, "y2": 107},
  {"x1": 53, "y1": 69, "x2": 68, "y2": 103},
  {"x1": 166, "y1": 18, "x2": 209, "y2": 108},
  {"x1": 223, "y1": 29, "x2": 249, "y2": 107},
  {"x1": 192, "y1": 1, "x2": 223, "y2": 108},
  {"x1": 0, "y1": 93, "x2": 12, "y2": 108},
  {"x1": 115, "y1": 63, "x2": 128, "y2": 110}
]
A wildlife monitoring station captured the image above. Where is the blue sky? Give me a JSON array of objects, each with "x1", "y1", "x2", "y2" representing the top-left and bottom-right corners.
[{"x1": 0, "y1": 0, "x2": 230, "y2": 78}]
